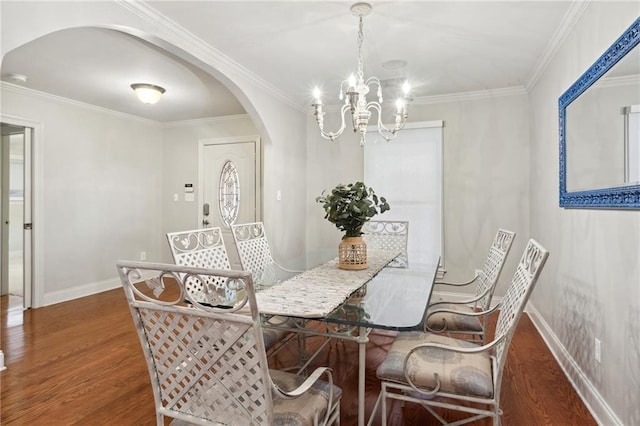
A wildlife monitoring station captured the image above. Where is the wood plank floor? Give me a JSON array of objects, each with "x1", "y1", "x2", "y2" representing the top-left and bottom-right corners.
[{"x1": 0, "y1": 290, "x2": 595, "y2": 425}]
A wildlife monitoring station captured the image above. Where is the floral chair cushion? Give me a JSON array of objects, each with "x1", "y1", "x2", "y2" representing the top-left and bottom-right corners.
[
  {"x1": 376, "y1": 332, "x2": 493, "y2": 398},
  {"x1": 426, "y1": 304, "x2": 483, "y2": 332},
  {"x1": 270, "y1": 369, "x2": 342, "y2": 426}
]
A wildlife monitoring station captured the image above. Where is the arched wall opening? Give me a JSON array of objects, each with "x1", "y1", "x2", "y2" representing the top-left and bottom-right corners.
[{"x1": 0, "y1": 9, "x2": 309, "y2": 306}]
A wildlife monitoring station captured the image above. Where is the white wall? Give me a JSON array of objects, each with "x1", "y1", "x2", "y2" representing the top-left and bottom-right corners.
[
  {"x1": 529, "y1": 4, "x2": 640, "y2": 425},
  {"x1": 306, "y1": 92, "x2": 531, "y2": 295},
  {"x1": 1, "y1": 86, "x2": 164, "y2": 305}
]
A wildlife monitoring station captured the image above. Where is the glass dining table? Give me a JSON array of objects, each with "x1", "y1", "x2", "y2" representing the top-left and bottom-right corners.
[{"x1": 253, "y1": 250, "x2": 439, "y2": 426}]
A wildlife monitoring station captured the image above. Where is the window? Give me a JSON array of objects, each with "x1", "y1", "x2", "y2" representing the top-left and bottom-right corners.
[
  {"x1": 218, "y1": 161, "x2": 240, "y2": 228},
  {"x1": 364, "y1": 121, "x2": 444, "y2": 267}
]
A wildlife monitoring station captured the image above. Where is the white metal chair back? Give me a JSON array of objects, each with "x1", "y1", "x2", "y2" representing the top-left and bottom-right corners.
[
  {"x1": 117, "y1": 261, "x2": 340, "y2": 425},
  {"x1": 474, "y1": 228, "x2": 516, "y2": 310},
  {"x1": 117, "y1": 262, "x2": 274, "y2": 424},
  {"x1": 493, "y1": 239, "x2": 548, "y2": 375},
  {"x1": 362, "y1": 220, "x2": 409, "y2": 268},
  {"x1": 231, "y1": 222, "x2": 278, "y2": 284},
  {"x1": 166, "y1": 227, "x2": 232, "y2": 303}
]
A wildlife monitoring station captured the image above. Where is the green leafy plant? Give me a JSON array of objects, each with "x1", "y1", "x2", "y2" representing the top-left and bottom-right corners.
[{"x1": 316, "y1": 181, "x2": 390, "y2": 239}]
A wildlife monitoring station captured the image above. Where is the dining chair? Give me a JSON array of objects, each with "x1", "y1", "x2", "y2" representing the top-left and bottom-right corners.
[
  {"x1": 231, "y1": 221, "x2": 302, "y2": 286},
  {"x1": 368, "y1": 238, "x2": 548, "y2": 426},
  {"x1": 117, "y1": 261, "x2": 342, "y2": 426},
  {"x1": 362, "y1": 220, "x2": 409, "y2": 268},
  {"x1": 166, "y1": 227, "x2": 292, "y2": 353},
  {"x1": 426, "y1": 228, "x2": 515, "y2": 343},
  {"x1": 166, "y1": 227, "x2": 232, "y2": 304},
  {"x1": 231, "y1": 222, "x2": 331, "y2": 371}
]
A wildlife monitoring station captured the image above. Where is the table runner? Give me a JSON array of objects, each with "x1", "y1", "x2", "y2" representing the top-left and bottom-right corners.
[{"x1": 255, "y1": 250, "x2": 399, "y2": 317}]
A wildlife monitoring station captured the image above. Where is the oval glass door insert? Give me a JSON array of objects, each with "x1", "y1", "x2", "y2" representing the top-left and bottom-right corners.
[{"x1": 218, "y1": 161, "x2": 240, "y2": 228}]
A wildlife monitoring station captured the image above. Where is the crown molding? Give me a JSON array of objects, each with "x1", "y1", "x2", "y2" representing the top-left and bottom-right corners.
[
  {"x1": 163, "y1": 114, "x2": 252, "y2": 129},
  {"x1": 114, "y1": 0, "x2": 305, "y2": 113},
  {"x1": 526, "y1": 1, "x2": 590, "y2": 91},
  {"x1": 309, "y1": 85, "x2": 528, "y2": 114},
  {"x1": 0, "y1": 82, "x2": 160, "y2": 126},
  {"x1": 412, "y1": 86, "x2": 527, "y2": 106}
]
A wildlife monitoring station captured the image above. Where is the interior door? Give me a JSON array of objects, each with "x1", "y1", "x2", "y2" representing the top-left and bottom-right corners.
[
  {"x1": 0, "y1": 123, "x2": 32, "y2": 309},
  {"x1": 199, "y1": 137, "x2": 261, "y2": 269}
]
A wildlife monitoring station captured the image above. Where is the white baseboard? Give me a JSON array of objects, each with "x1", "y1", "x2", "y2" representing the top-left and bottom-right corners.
[
  {"x1": 42, "y1": 277, "x2": 122, "y2": 306},
  {"x1": 527, "y1": 303, "x2": 621, "y2": 426}
]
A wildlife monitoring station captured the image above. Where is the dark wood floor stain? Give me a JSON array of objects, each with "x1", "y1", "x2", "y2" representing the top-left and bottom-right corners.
[{"x1": 1, "y1": 290, "x2": 596, "y2": 425}]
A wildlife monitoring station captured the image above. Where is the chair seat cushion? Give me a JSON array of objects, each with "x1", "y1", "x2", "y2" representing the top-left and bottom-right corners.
[
  {"x1": 377, "y1": 332, "x2": 494, "y2": 398},
  {"x1": 270, "y1": 369, "x2": 342, "y2": 426},
  {"x1": 427, "y1": 304, "x2": 483, "y2": 332}
]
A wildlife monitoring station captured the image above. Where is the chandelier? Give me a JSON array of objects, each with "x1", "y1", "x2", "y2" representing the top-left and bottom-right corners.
[{"x1": 312, "y1": 2, "x2": 411, "y2": 146}]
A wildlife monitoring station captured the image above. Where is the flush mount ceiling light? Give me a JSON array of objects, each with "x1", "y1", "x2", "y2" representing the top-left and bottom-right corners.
[
  {"x1": 130, "y1": 83, "x2": 166, "y2": 104},
  {"x1": 7, "y1": 73, "x2": 28, "y2": 84},
  {"x1": 311, "y1": 2, "x2": 411, "y2": 146}
]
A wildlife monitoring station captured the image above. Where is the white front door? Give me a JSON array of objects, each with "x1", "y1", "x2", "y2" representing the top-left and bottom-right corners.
[{"x1": 199, "y1": 136, "x2": 261, "y2": 269}]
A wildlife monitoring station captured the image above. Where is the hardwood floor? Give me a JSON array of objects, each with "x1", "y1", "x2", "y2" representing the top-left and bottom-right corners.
[{"x1": 0, "y1": 290, "x2": 595, "y2": 425}]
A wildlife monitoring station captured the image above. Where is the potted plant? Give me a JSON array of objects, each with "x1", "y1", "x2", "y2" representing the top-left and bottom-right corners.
[{"x1": 316, "y1": 181, "x2": 390, "y2": 269}]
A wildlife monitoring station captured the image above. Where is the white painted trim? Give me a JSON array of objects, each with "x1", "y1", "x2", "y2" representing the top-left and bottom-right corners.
[
  {"x1": 163, "y1": 114, "x2": 251, "y2": 128},
  {"x1": 314, "y1": 87, "x2": 527, "y2": 114},
  {"x1": 0, "y1": 114, "x2": 43, "y2": 308},
  {"x1": 402, "y1": 120, "x2": 444, "y2": 130},
  {"x1": 1, "y1": 82, "x2": 160, "y2": 126},
  {"x1": 526, "y1": 1, "x2": 589, "y2": 91},
  {"x1": 412, "y1": 86, "x2": 527, "y2": 106},
  {"x1": 114, "y1": 0, "x2": 303, "y2": 112},
  {"x1": 527, "y1": 303, "x2": 622, "y2": 426},
  {"x1": 42, "y1": 277, "x2": 121, "y2": 307}
]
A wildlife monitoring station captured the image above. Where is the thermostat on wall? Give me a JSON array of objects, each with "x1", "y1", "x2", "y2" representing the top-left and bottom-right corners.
[{"x1": 184, "y1": 184, "x2": 194, "y2": 193}]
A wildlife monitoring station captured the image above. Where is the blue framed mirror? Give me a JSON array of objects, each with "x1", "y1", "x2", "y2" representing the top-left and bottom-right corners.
[{"x1": 559, "y1": 17, "x2": 640, "y2": 208}]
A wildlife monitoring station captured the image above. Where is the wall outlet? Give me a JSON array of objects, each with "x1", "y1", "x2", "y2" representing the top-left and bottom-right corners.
[
  {"x1": 594, "y1": 338, "x2": 601, "y2": 363},
  {"x1": 140, "y1": 251, "x2": 147, "y2": 261},
  {"x1": 475, "y1": 269, "x2": 483, "y2": 277}
]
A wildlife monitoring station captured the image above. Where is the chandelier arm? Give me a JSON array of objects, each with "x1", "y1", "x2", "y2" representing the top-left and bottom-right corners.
[
  {"x1": 317, "y1": 103, "x2": 351, "y2": 141},
  {"x1": 364, "y1": 77, "x2": 383, "y2": 101},
  {"x1": 366, "y1": 102, "x2": 406, "y2": 142}
]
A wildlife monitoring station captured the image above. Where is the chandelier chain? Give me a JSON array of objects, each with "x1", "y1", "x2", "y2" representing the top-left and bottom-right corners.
[{"x1": 357, "y1": 16, "x2": 365, "y2": 82}]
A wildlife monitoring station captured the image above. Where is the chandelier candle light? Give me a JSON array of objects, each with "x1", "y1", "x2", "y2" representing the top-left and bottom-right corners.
[{"x1": 312, "y1": 2, "x2": 412, "y2": 146}]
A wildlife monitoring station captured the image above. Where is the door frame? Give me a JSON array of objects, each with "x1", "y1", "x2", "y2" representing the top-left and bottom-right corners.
[
  {"x1": 197, "y1": 135, "x2": 262, "y2": 228},
  {"x1": 0, "y1": 114, "x2": 42, "y2": 308}
]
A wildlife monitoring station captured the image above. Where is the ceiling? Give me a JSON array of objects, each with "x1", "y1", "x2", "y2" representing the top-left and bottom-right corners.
[{"x1": 0, "y1": 1, "x2": 576, "y2": 123}]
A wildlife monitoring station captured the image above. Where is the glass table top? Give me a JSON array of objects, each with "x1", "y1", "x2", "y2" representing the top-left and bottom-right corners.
[
  {"x1": 255, "y1": 256, "x2": 439, "y2": 332},
  {"x1": 323, "y1": 263, "x2": 438, "y2": 331}
]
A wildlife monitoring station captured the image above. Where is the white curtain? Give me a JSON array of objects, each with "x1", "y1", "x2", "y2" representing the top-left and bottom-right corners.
[{"x1": 364, "y1": 121, "x2": 443, "y2": 267}]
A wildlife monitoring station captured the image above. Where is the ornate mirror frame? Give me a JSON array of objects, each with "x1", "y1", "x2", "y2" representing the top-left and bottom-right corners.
[{"x1": 559, "y1": 18, "x2": 640, "y2": 209}]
